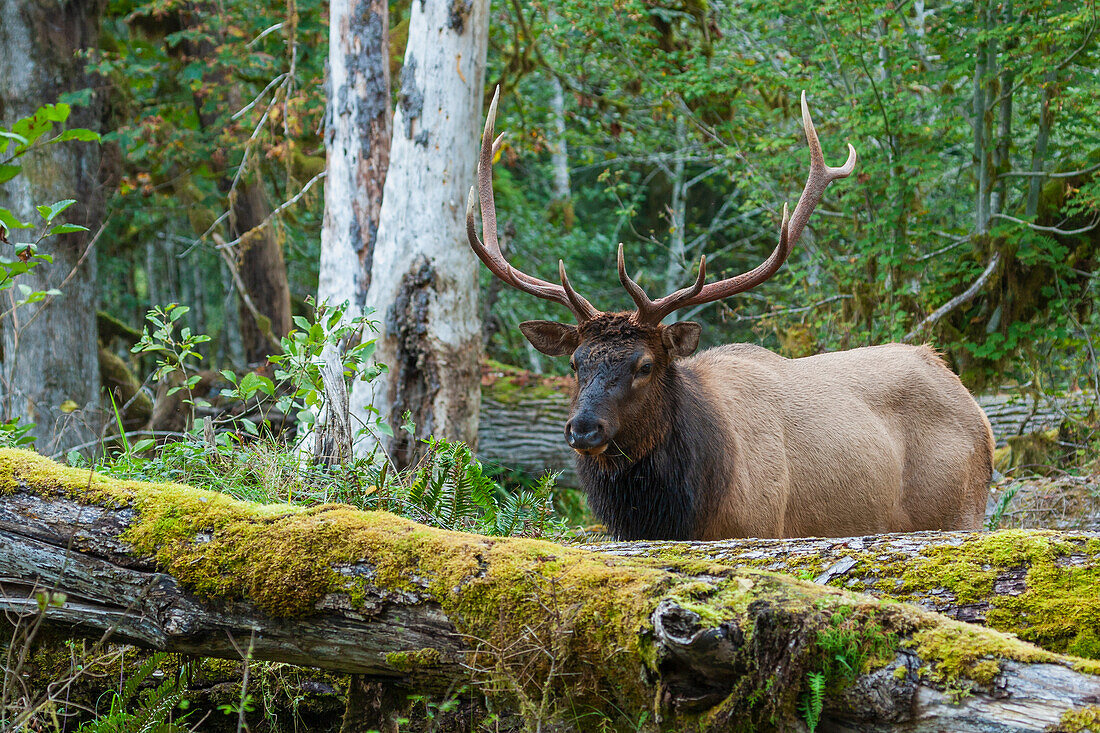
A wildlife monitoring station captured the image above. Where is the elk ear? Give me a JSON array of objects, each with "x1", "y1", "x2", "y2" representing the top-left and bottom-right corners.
[
  {"x1": 520, "y1": 320, "x2": 581, "y2": 356},
  {"x1": 663, "y1": 321, "x2": 701, "y2": 357}
]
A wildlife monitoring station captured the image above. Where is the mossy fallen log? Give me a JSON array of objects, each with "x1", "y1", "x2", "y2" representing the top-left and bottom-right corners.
[
  {"x1": 588, "y1": 531, "x2": 1100, "y2": 660},
  {"x1": 1, "y1": 448, "x2": 1099, "y2": 732}
]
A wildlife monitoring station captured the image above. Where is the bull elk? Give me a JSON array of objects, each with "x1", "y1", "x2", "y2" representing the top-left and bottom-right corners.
[{"x1": 466, "y1": 89, "x2": 993, "y2": 540}]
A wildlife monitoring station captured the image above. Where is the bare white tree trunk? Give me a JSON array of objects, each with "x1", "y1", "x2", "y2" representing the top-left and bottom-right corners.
[
  {"x1": 0, "y1": 0, "x2": 104, "y2": 455},
  {"x1": 549, "y1": 75, "x2": 570, "y2": 201},
  {"x1": 317, "y1": 0, "x2": 392, "y2": 317},
  {"x1": 664, "y1": 118, "x2": 689, "y2": 295},
  {"x1": 351, "y1": 0, "x2": 488, "y2": 466}
]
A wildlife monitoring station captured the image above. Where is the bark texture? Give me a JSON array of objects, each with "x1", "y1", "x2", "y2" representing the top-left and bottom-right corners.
[
  {"x1": 232, "y1": 182, "x2": 292, "y2": 364},
  {"x1": 317, "y1": 0, "x2": 392, "y2": 315},
  {"x1": 352, "y1": 0, "x2": 488, "y2": 467},
  {"x1": 0, "y1": 449, "x2": 1099, "y2": 732},
  {"x1": 0, "y1": 0, "x2": 105, "y2": 455}
]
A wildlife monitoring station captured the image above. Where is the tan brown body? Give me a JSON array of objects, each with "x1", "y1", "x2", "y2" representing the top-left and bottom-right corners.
[{"x1": 685, "y1": 342, "x2": 993, "y2": 538}]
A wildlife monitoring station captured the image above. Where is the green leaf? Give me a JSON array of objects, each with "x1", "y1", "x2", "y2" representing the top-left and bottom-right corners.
[
  {"x1": 49, "y1": 128, "x2": 100, "y2": 144},
  {"x1": 47, "y1": 223, "x2": 89, "y2": 236},
  {"x1": 40, "y1": 103, "x2": 71, "y2": 123},
  {"x1": 0, "y1": 165, "x2": 21, "y2": 184},
  {"x1": 0, "y1": 209, "x2": 33, "y2": 231},
  {"x1": 133, "y1": 438, "x2": 156, "y2": 453},
  {"x1": 37, "y1": 199, "x2": 76, "y2": 223}
]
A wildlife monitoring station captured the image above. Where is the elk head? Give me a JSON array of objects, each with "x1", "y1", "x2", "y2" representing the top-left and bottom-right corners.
[{"x1": 466, "y1": 88, "x2": 857, "y2": 458}]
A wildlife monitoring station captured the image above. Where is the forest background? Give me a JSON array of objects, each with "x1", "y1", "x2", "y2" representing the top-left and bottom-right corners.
[{"x1": 0, "y1": 0, "x2": 1097, "y2": 458}]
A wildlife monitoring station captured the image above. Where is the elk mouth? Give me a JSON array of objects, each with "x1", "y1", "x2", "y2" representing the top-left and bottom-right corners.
[{"x1": 572, "y1": 443, "x2": 609, "y2": 457}]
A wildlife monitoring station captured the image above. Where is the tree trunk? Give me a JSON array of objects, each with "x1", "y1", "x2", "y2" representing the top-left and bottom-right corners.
[
  {"x1": 549, "y1": 75, "x2": 570, "y2": 201},
  {"x1": 972, "y1": 2, "x2": 991, "y2": 234},
  {"x1": 231, "y1": 179, "x2": 292, "y2": 364},
  {"x1": 664, "y1": 118, "x2": 689, "y2": 296},
  {"x1": 317, "y1": 0, "x2": 392, "y2": 317},
  {"x1": 352, "y1": 0, "x2": 488, "y2": 467},
  {"x1": 0, "y1": 449, "x2": 1099, "y2": 732},
  {"x1": 990, "y1": 1, "x2": 1014, "y2": 219},
  {"x1": 0, "y1": 0, "x2": 105, "y2": 456},
  {"x1": 1025, "y1": 70, "x2": 1057, "y2": 220}
]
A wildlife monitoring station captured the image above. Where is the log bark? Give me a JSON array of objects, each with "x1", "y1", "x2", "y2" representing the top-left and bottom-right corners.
[{"x1": 0, "y1": 450, "x2": 1099, "y2": 731}]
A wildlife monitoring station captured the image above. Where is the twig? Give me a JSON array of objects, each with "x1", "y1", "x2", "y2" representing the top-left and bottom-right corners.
[
  {"x1": 903, "y1": 251, "x2": 1002, "y2": 342},
  {"x1": 991, "y1": 212, "x2": 1100, "y2": 236},
  {"x1": 212, "y1": 233, "x2": 284, "y2": 356},
  {"x1": 214, "y1": 171, "x2": 326, "y2": 250},
  {"x1": 917, "y1": 236, "x2": 970, "y2": 262},
  {"x1": 731, "y1": 294, "x2": 853, "y2": 322},
  {"x1": 997, "y1": 161, "x2": 1100, "y2": 180}
]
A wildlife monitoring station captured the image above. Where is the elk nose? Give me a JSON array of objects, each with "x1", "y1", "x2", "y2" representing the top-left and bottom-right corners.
[{"x1": 566, "y1": 416, "x2": 609, "y2": 452}]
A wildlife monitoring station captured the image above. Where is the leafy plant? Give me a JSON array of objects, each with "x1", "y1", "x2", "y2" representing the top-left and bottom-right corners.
[
  {"x1": 132, "y1": 303, "x2": 212, "y2": 423},
  {"x1": 266, "y1": 297, "x2": 385, "y2": 438},
  {"x1": 78, "y1": 652, "x2": 190, "y2": 733},
  {"x1": 799, "y1": 671, "x2": 826, "y2": 733},
  {"x1": 0, "y1": 103, "x2": 97, "y2": 297}
]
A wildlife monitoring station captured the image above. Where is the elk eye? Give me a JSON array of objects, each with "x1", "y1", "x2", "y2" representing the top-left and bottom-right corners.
[
  {"x1": 637, "y1": 362, "x2": 653, "y2": 377},
  {"x1": 570, "y1": 359, "x2": 577, "y2": 372}
]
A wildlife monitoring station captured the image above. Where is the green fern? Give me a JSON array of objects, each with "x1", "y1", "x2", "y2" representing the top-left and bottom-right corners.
[
  {"x1": 799, "y1": 671, "x2": 826, "y2": 733},
  {"x1": 388, "y1": 437, "x2": 561, "y2": 538},
  {"x1": 79, "y1": 653, "x2": 190, "y2": 733}
]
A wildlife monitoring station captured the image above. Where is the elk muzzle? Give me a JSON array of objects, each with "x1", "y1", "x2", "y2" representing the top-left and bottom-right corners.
[{"x1": 565, "y1": 414, "x2": 611, "y2": 455}]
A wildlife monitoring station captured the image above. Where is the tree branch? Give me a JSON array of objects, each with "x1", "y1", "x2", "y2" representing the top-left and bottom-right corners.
[{"x1": 903, "y1": 251, "x2": 1002, "y2": 343}]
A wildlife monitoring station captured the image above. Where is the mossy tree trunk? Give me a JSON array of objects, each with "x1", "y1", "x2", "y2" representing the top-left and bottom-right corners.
[
  {"x1": 0, "y1": 449, "x2": 1098, "y2": 732},
  {"x1": 0, "y1": 0, "x2": 105, "y2": 455}
]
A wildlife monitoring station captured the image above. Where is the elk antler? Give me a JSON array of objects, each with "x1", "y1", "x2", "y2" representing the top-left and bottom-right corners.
[
  {"x1": 621, "y1": 91, "x2": 857, "y2": 325},
  {"x1": 466, "y1": 87, "x2": 601, "y2": 323}
]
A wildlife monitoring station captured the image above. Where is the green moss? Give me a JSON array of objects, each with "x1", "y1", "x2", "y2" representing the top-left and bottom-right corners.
[
  {"x1": 1052, "y1": 706, "x2": 1100, "y2": 733},
  {"x1": 909, "y1": 617, "x2": 1061, "y2": 691},
  {"x1": 385, "y1": 648, "x2": 443, "y2": 673},
  {"x1": 481, "y1": 360, "x2": 570, "y2": 404}
]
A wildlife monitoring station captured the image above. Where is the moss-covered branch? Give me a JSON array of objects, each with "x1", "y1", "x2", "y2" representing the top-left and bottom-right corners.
[{"x1": 1, "y1": 448, "x2": 1099, "y2": 731}]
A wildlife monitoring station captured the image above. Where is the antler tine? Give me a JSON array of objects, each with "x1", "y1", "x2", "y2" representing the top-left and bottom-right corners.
[
  {"x1": 559, "y1": 260, "x2": 600, "y2": 320},
  {"x1": 617, "y1": 244, "x2": 656, "y2": 314},
  {"x1": 619, "y1": 244, "x2": 709, "y2": 325},
  {"x1": 786, "y1": 90, "x2": 857, "y2": 249},
  {"x1": 465, "y1": 86, "x2": 601, "y2": 322}
]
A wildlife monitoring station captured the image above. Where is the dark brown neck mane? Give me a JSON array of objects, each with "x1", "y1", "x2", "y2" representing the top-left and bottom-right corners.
[{"x1": 575, "y1": 363, "x2": 726, "y2": 540}]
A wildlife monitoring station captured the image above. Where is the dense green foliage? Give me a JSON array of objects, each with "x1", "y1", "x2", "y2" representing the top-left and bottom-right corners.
[{"x1": 80, "y1": 0, "x2": 1100, "y2": 392}]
